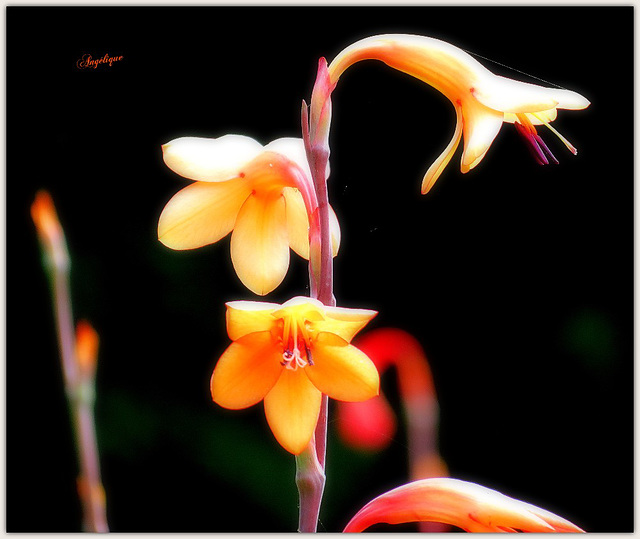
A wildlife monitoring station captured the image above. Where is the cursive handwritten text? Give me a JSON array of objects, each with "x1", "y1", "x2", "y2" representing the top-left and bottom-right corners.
[{"x1": 76, "y1": 53, "x2": 124, "y2": 70}]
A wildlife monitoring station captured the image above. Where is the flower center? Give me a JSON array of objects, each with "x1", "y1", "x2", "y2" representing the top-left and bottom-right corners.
[{"x1": 280, "y1": 313, "x2": 314, "y2": 371}]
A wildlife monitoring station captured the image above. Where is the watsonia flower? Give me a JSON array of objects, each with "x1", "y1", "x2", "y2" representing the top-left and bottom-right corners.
[
  {"x1": 158, "y1": 135, "x2": 340, "y2": 295},
  {"x1": 327, "y1": 34, "x2": 590, "y2": 193},
  {"x1": 210, "y1": 296, "x2": 379, "y2": 454}
]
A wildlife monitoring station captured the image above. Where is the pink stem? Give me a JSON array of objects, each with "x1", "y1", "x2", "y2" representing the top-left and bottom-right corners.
[
  {"x1": 40, "y1": 215, "x2": 109, "y2": 532},
  {"x1": 294, "y1": 86, "x2": 335, "y2": 532}
]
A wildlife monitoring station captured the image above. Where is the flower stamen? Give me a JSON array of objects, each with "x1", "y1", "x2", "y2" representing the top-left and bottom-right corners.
[
  {"x1": 515, "y1": 113, "x2": 559, "y2": 166},
  {"x1": 280, "y1": 313, "x2": 313, "y2": 370},
  {"x1": 531, "y1": 112, "x2": 578, "y2": 155}
]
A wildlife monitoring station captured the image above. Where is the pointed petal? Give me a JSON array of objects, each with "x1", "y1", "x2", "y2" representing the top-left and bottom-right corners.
[
  {"x1": 473, "y1": 76, "x2": 590, "y2": 114},
  {"x1": 551, "y1": 87, "x2": 590, "y2": 110},
  {"x1": 306, "y1": 334, "x2": 379, "y2": 402},
  {"x1": 343, "y1": 478, "x2": 584, "y2": 533},
  {"x1": 230, "y1": 192, "x2": 290, "y2": 295},
  {"x1": 315, "y1": 306, "x2": 377, "y2": 344},
  {"x1": 472, "y1": 76, "x2": 559, "y2": 114},
  {"x1": 162, "y1": 135, "x2": 263, "y2": 182},
  {"x1": 421, "y1": 104, "x2": 463, "y2": 194},
  {"x1": 225, "y1": 301, "x2": 280, "y2": 341},
  {"x1": 263, "y1": 369, "x2": 322, "y2": 454},
  {"x1": 460, "y1": 104, "x2": 504, "y2": 172},
  {"x1": 283, "y1": 187, "x2": 311, "y2": 259},
  {"x1": 158, "y1": 179, "x2": 251, "y2": 250},
  {"x1": 210, "y1": 332, "x2": 283, "y2": 410}
]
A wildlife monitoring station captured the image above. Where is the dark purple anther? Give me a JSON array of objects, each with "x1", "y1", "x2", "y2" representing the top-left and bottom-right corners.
[{"x1": 514, "y1": 121, "x2": 558, "y2": 166}]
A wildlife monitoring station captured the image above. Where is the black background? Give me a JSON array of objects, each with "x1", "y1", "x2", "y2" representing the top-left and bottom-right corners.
[{"x1": 7, "y1": 5, "x2": 633, "y2": 533}]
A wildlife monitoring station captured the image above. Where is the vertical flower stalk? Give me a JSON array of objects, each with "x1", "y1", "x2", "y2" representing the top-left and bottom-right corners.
[
  {"x1": 303, "y1": 57, "x2": 336, "y2": 307},
  {"x1": 31, "y1": 191, "x2": 108, "y2": 532},
  {"x1": 295, "y1": 57, "x2": 338, "y2": 532},
  {"x1": 74, "y1": 320, "x2": 109, "y2": 533}
]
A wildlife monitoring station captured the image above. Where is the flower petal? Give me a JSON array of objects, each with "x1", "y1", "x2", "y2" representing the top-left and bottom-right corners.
[
  {"x1": 263, "y1": 138, "x2": 314, "y2": 180},
  {"x1": 263, "y1": 369, "x2": 322, "y2": 454},
  {"x1": 264, "y1": 137, "x2": 332, "y2": 184},
  {"x1": 158, "y1": 179, "x2": 250, "y2": 250},
  {"x1": 283, "y1": 189, "x2": 342, "y2": 259},
  {"x1": 328, "y1": 204, "x2": 341, "y2": 257},
  {"x1": 283, "y1": 187, "x2": 311, "y2": 259},
  {"x1": 162, "y1": 135, "x2": 263, "y2": 182},
  {"x1": 275, "y1": 296, "x2": 326, "y2": 322},
  {"x1": 422, "y1": 104, "x2": 463, "y2": 194},
  {"x1": 230, "y1": 192, "x2": 290, "y2": 295},
  {"x1": 473, "y1": 76, "x2": 590, "y2": 114},
  {"x1": 472, "y1": 76, "x2": 559, "y2": 114},
  {"x1": 343, "y1": 478, "x2": 584, "y2": 533},
  {"x1": 306, "y1": 335, "x2": 379, "y2": 402},
  {"x1": 504, "y1": 108, "x2": 557, "y2": 125},
  {"x1": 225, "y1": 301, "x2": 280, "y2": 341},
  {"x1": 459, "y1": 103, "x2": 504, "y2": 172},
  {"x1": 315, "y1": 306, "x2": 377, "y2": 344},
  {"x1": 210, "y1": 332, "x2": 283, "y2": 410}
]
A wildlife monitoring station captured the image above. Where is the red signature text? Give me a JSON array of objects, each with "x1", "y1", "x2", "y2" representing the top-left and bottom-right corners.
[{"x1": 76, "y1": 53, "x2": 124, "y2": 69}]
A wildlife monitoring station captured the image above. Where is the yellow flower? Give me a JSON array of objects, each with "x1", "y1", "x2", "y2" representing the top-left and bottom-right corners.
[
  {"x1": 343, "y1": 477, "x2": 584, "y2": 532},
  {"x1": 158, "y1": 135, "x2": 340, "y2": 295},
  {"x1": 210, "y1": 296, "x2": 379, "y2": 454},
  {"x1": 328, "y1": 34, "x2": 590, "y2": 194}
]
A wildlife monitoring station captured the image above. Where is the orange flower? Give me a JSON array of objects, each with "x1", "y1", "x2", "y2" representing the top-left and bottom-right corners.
[
  {"x1": 210, "y1": 296, "x2": 379, "y2": 454},
  {"x1": 328, "y1": 34, "x2": 590, "y2": 193},
  {"x1": 158, "y1": 135, "x2": 340, "y2": 295},
  {"x1": 343, "y1": 477, "x2": 584, "y2": 532}
]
